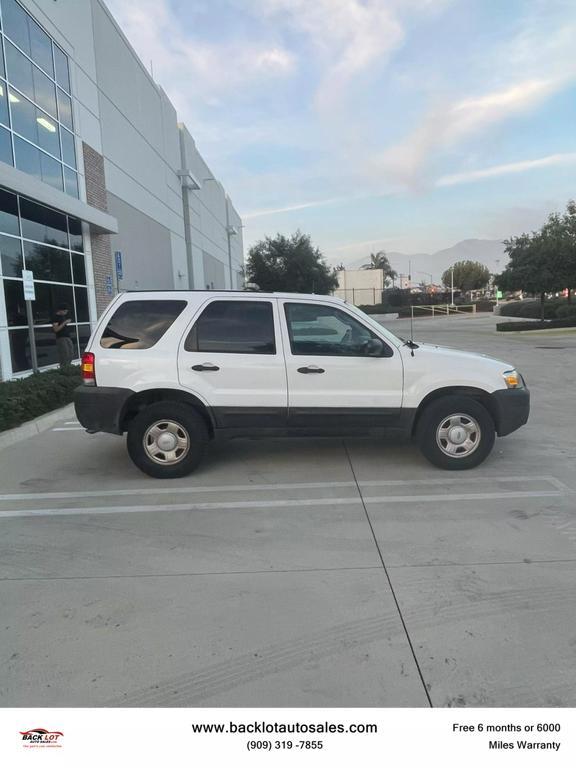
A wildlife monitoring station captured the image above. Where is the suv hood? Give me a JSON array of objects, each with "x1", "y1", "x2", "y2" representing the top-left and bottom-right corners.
[{"x1": 413, "y1": 342, "x2": 513, "y2": 372}]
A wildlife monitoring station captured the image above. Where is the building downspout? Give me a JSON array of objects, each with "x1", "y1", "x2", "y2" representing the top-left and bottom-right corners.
[{"x1": 178, "y1": 129, "x2": 195, "y2": 289}]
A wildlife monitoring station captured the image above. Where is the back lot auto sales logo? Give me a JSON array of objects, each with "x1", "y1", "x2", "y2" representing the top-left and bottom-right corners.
[{"x1": 20, "y1": 728, "x2": 64, "y2": 748}]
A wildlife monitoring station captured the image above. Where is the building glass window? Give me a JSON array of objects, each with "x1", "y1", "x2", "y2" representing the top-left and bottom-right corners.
[
  {"x1": 0, "y1": 124, "x2": 12, "y2": 165},
  {"x1": 0, "y1": 188, "x2": 92, "y2": 375},
  {"x1": 0, "y1": 80, "x2": 10, "y2": 127},
  {"x1": 0, "y1": 0, "x2": 79, "y2": 198},
  {"x1": 53, "y1": 45, "x2": 70, "y2": 92},
  {"x1": 0, "y1": 232, "x2": 22, "y2": 275}
]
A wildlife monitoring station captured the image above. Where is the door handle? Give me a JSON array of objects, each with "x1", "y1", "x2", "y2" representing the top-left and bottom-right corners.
[
  {"x1": 191, "y1": 363, "x2": 220, "y2": 372},
  {"x1": 297, "y1": 365, "x2": 325, "y2": 374}
]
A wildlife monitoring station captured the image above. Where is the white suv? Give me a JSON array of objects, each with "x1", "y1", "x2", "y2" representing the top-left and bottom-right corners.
[{"x1": 74, "y1": 291, "x2": 529, "y2": 478}]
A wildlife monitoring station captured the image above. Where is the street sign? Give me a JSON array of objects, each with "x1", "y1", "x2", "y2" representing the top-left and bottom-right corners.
[
  {"x1": 496, "y1": 290, "x2": 503, "y2": 299},
  {"x1": 105, "y1": 275, "x2": 113, "y2": 296},
  {"x1": 22, "y1": 269, "x2": 35, "y2": 301},
  {"x1": 115, "y1": 251, "x2": 123, "y2": 280}
]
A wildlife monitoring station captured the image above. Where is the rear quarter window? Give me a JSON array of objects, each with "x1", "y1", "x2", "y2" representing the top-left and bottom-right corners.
[{"x1": 100, "y1": 300, "x2": 187, "y2": 349}]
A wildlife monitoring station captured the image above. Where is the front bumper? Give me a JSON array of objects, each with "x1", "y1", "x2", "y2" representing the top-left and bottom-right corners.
[
  {"x1": 74, "y1": 385, "x2": 134, "y2": 434},
  {"x1": 490, "y1": 387, "x2": 530, "y2": 437}
]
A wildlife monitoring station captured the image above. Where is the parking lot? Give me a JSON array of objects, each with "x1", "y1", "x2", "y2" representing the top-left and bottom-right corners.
[{"x1": 1, "y1": 313, "x2": 575, "y2": 708}]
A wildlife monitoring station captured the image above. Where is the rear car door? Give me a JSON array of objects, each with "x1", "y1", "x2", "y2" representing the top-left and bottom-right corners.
[
  {"x1": 178, "y1": 297, "x2": 287, "y2": 428},
  {"x1": 281, "y1": 300, "x2": 404, "y2": 428}
]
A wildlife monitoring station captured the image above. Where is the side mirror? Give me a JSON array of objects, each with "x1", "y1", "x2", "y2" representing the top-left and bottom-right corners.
[{"x1": 364, "y1": 338, "x2": 385, "y2": 357}]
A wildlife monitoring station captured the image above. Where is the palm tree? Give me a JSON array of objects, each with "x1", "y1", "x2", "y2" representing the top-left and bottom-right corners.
[{"x1": 360, "y1": 250, "x2": 397, "y2": 286}]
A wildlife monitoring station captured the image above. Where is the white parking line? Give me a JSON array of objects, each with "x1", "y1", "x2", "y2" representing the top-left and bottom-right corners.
[
  {"x1": 0, "y1": 475, "x2": 564, "y2": 502},
  {"x1": 65, "y1": 421, "x2": 80, "y2": 425},
  {"x1": 52, "y1": 427, "x2": 85, "y2": 432},
  {"x1": 0, "y1": 490, "x2": 567, "y2": 519}
]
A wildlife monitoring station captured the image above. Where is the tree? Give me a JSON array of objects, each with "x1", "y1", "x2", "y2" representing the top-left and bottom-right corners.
[
  {"x1": 499, "y1": 231, "x2": 563, "y2": 320},
  {"x1": 245, "y1": 231, "x2": 339, "y2": 294},
  {"x1": 442, "y1": 260, "x2": 490, "y2": 292},
  {"x1": 360, "y1": 250, "x2": 398, "y2": 286}
]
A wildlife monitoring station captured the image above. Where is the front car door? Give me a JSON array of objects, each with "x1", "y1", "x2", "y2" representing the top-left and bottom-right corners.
[
  {"x1": 281, "y1": 300, "x2": 404, "y2": 428},
  {"x1": 178, "y1": 297, "x2": 287, "y2": 428}
]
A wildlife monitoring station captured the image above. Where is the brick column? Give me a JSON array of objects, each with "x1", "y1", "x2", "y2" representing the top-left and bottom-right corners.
[{"x1": 82, "y1": 142, "x2": 114, "y2": 316}]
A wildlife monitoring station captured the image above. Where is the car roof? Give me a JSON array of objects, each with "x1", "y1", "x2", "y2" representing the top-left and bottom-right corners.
[{"x1": 120, "y1": 290, "x2": 347, "y2": 304}]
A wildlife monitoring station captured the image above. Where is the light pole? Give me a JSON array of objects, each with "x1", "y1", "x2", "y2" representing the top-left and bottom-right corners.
[{"x1": 450, "y1": 266, "x2": 455, "y2": 306}]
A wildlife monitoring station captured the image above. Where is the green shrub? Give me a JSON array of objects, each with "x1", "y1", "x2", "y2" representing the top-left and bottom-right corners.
[
  {"x1": 497, "y1": 317, "x2": 576, "y2": 332},
  {"x1": 0, "y1": 366, "x2": 81, "y2": 432},
  {"x1": 555, "y1": 304, "x2": 576, "y2": 319},
  {"x1": 499, "y1": 299, "x2": 566, "y2": 319},
  {"x1": 357, "y1": 303, "x2": 397, "y2": 315}
]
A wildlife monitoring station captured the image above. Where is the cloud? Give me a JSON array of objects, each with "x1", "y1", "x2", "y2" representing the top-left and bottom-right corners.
[
  {"x1": 378, "y1": 76, "x2": 573, "y2": 189},
  {"x1": 105, "y1": 0, "x2": 296, "y2": 101},
  {"x1": 243, "y1": 196, "x2": 351, "y2": 219},
  {"x1": 436, "y1": 152, "x2": 576, "y2": 187}
]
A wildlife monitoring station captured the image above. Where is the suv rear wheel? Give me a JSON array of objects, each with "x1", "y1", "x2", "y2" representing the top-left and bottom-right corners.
[
  {"x1": 416, "y1": 395, "x2": 495, "y2": 470},
  {"x1": 127, "y1": 401, "x2": 208, "y2": 478}
]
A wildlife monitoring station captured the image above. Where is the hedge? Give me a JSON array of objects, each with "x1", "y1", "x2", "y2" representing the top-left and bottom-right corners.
[
  {"x1": 497, "y1": 317, "x2": 576, "y2": 332},
  {"x1": 498, "y1": 299, "x2": 568, "y2": 319},
  {"x1": 0, "y1": 366, "x2": 81, "y2": 432}
]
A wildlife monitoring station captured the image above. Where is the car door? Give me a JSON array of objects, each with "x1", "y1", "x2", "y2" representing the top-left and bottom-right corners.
[
  {"x1": 281, "y1": 300, "x2": 404, "y2": 428},
  {"x1": 178, "y1": 297, "x2": 287, "y2": 428}
]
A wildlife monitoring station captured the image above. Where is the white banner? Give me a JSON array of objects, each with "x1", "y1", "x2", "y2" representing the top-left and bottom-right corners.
[{"x1": 0, "y1": 708, "x2": 574, "y2": 766}]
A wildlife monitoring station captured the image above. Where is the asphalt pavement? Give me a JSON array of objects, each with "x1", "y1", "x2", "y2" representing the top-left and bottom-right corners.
[{"x1": 1, "y1": 313, "x2": 575, "y2": 707}]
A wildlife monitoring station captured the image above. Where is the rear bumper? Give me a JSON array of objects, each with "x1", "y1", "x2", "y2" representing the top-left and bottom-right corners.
[
  {"x1": 74, "y1": 385, "x2": 134, "y2": 434},
  {"x1": 490, "y1": 387, "x2": 530, "y2": 437}
]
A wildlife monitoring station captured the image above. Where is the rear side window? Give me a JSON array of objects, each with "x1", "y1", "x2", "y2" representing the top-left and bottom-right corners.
[
  {"x1": 185, "y1": 300, "x2": 275, "y2": 354},
  {"x1": 100, "y1": 300, "x2": 187, "y2": 349}
]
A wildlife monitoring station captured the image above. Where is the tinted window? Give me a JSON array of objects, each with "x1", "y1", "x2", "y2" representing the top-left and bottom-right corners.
[
  {"x1": 101, "y1": 300, "x2": 187, "y2": 350},
  {"x1": 0, "y1": 188, "x2": 20, "y2": 235},
  {"x1": 10, "y1": 88, "x2": 60, "y2": 157},
  {"x1": 0, "y1": 233, "x2": 23, "y2": 276},
  {"x1": 68, "y1": 217, "x2": 83, "y2": 252},
  {"x1": 56, "y1": 87, "x2": 72, "y2": 129},
  {"x1": 185, "y1": 300, "x2": 275, "y2": 354},
  {"x1": 3, "y1": 0, "x2": 29, "y2": 55},
  {"x1": 3, "y1": 277, "x2": 26, "y2": 325},
  {"x1": 71, "y1": 252, "x2": 86, "y2": 284},
  {"x1": 74, "y1": 286, "x2": 89, "y2": 321},
  {"x1": 20, "y1": 197, "x2": 68, "y2": 247},
  {"x1": 9, "y1": 327, "x2": 31, "y2": 372},
  {"x1": 23, "y1": 241, "x2": 71, "y2": 283},
  {"x1": 284, "y1": 303, "x2": 391, "y2": 357},
  {"x1": 30, "y1": 281, "x2": 73, "y2": 324}
]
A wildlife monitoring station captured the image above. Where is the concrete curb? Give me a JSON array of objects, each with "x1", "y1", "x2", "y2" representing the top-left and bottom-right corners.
[{"x1": 0, "y1": 403, "x2": 76, "y2": 451}]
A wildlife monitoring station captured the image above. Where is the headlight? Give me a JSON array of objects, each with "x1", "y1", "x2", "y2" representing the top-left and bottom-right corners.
[{"x1": 503, "y1": 369, "x2": 523, "y2": 389}]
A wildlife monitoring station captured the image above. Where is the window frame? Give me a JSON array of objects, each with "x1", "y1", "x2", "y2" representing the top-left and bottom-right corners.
[
  {"x1": 283, "y1": 301, "x2": 393, "y2": 358},
  {"x1": 184, "y1": 299, "x2": 277, "y2": 355}
]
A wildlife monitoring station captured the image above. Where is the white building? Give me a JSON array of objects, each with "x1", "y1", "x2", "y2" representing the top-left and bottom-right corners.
[
  {"x1": 334, "y1": 269, "x2": 385, "y2": 306},
  {"x1": 0, "y1": 0, "x2": 243, "y2": 380}
]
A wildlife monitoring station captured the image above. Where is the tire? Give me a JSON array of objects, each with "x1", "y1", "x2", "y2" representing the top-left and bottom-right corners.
[
  {"x1": 416, "y1": 395, "x2": 495, "y2": 470},
  {"x1": 126, "y1": 401, "x2": 208, "y2": 478}
]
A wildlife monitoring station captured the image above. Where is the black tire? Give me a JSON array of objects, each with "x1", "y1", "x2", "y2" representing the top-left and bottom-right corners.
[
  {"x1": 126, "y1": 401, "x2": 208, "y2": 479},
  {"x1": 416, "y1": 395, "x2": 495, "y2": 470}
]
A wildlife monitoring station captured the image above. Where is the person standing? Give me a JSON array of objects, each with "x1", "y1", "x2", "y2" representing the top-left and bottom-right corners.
[{"x1": 52, "y1": 304, "x2": 74, "y2": 367}]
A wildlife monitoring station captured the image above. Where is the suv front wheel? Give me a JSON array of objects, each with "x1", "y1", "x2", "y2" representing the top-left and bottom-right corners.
[
  {"x1": 417, "y1": 395, "x2": 495, "y2": 470},
  {"x1": 127, "y1": 401, "x2": 208, "y2": 478}
]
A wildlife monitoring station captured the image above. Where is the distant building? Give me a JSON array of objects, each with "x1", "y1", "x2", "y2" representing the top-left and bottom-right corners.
[
  {"x1": 0, "y1": 0, "x2": 243, "y2": 380},
  {"x1": 334, "y1": 269, "x2": 385, "y2": 306}
]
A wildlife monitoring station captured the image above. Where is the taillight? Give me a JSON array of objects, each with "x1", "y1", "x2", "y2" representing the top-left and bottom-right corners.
[{"x1": 81, "y1": 352, "x2": 96, "y2": 385}]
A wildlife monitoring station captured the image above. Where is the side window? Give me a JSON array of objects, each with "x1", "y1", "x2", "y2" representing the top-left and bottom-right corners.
[
  {"x1": 185, "y1": 300, "x2": 276, "y2": 355},
  {"x1": 100, "y1": 300, "x2": 187, "y2": 349},
  {"x1": 284, "y1": 303, "x2": 392, "y2": 357}
]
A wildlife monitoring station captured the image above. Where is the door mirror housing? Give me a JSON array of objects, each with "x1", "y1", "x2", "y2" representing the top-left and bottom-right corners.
[{"x1": 364, "y1": 338, "x2": 385, "y2": 357}]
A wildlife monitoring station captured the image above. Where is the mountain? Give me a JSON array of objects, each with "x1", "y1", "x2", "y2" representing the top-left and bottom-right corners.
[{"x1": 340, "y1": 239, "x2": 508, "y2": 283}]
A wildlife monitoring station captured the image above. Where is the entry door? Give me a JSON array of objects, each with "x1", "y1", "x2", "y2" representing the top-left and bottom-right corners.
[
  {"x1": 178, "y1": 298, "x2": 287, "y2": 427},
  {"x1": 281, "y1": 300, "x2": 404, "y2": 428}
]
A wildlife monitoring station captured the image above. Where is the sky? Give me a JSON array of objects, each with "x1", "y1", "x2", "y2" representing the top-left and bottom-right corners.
[{"x1": 105, "y1": 0, "x2": 576, "y2": 267}]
